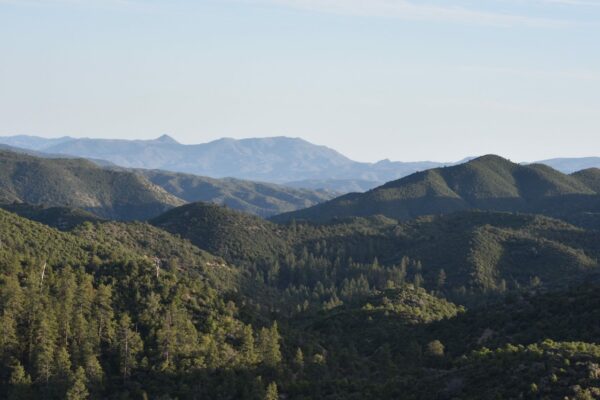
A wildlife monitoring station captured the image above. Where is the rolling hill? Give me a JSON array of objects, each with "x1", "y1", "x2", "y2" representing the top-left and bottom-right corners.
[
  {"x1": 273, "y1": 155, "x2": 600, "y2": 223},
  {"x1": 5, "y1": 194, "x2": 600, "y2": 399},
  {"x1": 150, "y1": 202, "x2": 600, "y2": 296},
  {"x1": 137, "y1": 169, "x2": 336, "y2": 217},
  {"x1": 0, "y1": 203, "x2": 103, "y2": 231},
  {"x1": 0, "y1": 150, "x2": 338, "y2": 219},
  {"x1": 571, "y1": 168, "x2": 600, "y2": 192},
  {"x1": 151, "y1": 202, "x2": 290, "y2": 263},
  {"x1": 0, "y1": 150, "x2": 183, "y2": 220}
]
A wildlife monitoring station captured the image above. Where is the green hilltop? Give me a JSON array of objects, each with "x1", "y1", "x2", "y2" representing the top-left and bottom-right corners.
[
  {"x1": 0, "y1": 150, "x2": 183, "y2": 220},
  {"x1": 273, "y1": 155, "x2": 600, "y2": 224},
  {"x1": 0, "y1": 149, "x2": 338, "y2": 219},
  {"x1": 150, "y1": 202, "x2": 600, "y2": 298}
]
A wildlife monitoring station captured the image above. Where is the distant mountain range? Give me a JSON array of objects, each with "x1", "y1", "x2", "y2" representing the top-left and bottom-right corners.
[
  {"x1": 536, "y1": 157, "x2": 600, "y2": 174},
  {"x1": 274, "y1": 155, "x2": 600, "y2": 225},
  {"x1": 0, "y1": 134, "x2": 464, "y2": 190},
  {"x1": 1, "y1": 134, "x2": 598, "y2": 193}
]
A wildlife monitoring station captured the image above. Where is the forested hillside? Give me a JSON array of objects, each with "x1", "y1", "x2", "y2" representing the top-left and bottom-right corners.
[
  {"x1": 0, "y1": 149, "x2": 336, "y2": 219},
  {"x1": 0, "y1": 151, "x2": 183, "y2": 220},
  {"x1": 4, "y1": 153, "x2": 600, "y2": 398},
  {"x1": 274, "y1": 155, "x2": 600, "y2": 225},
  {"x1": 3, "y1": 202, "x2": 600, "y2": 399},
  {"x1": 138, "y1": 169, "x2": 335, "y2": 217}
]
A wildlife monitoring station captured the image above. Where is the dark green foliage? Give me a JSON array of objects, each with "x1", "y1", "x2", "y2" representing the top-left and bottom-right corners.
[
  {"x1": 5, "y1": 190, "x2": 600, "y2": 399},
  {"x1": 140, "y1": 169, "x2": 336, "y2": 217},
  {"x1": 0, "y1": 203, "x2": 103, "y2": 231},
  {"x1": 411, "y1": 341, "x2": 600, "y2": 399},
  {"x1": 0, "y1": 209, "x2": 286, "y2": 399},
  {"x1": 151, "y1": 202, "x2": 289, "y2": 264},
  {"x1": 0, "y1": 150, "x2": 183, "y2": 220},
  {"x1": 152, "y1": 203, "x2": 600, "y2": 300},
  {"x1": 572, "y1": 168, "x2": 600, "y2": 192},
  {"x1": 274, "y1": 155, "x2": 600, "y2": 224}
]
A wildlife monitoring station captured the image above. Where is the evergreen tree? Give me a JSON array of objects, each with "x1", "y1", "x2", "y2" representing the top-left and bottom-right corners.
[
  {"x1": 241, "y1": 325, "x2": 258, "y2": 366},
  {"x1": 66, "y1": 366, "x2": 89, "y2": 400},
  {"x1": 0, "y1": 311, "x2": 19, "y2": 361},
  {"x1": 425, "y1": 340, "x2": 445, "y2": 358},
  {"x1": 84, "y1": 354, "x2": 104, "y2": 396},
  {"x1": 265, "y1": 382, "x2": 278, "y2": 400},
  {"x1": 156, "y1": 302, "x2": 199, "y2": 371},
  {"x1": 436, "y1": 269, "x2": 447, "y2": 288},
  {"x1": 54, "y1": 346, "x2": 73, "y2": 390},
  {"x1": 8, "y1": 362, "x2": 32, "y2": 400},
  {"x1": 293, "y1": 348, "x2": 304, "y2": 370},
  {"x1": 258, "y1": 322, "x2": 282, "y2": 368},
  {"x1": 93, "y1": 284, "x2": 115, "y2": 347},
  {"x1": 33, "y1": 312, "x2": 58, "y2": 384},
  {"x1": 116, "y1": 314, "x2": 143, "y2": 381}
]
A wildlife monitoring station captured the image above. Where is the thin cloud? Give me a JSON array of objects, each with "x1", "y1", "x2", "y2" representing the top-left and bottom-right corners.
[
  {"x1": 541, "y1": 0, "x2": 600, "y2": 5},
  {"x1": 252, "y1": 0, "x2": 571, "y2": 27},
  {"x1": 458, "y1": 65, "x2": 600, "y2": 81},
  {"x1": 0, "y1": 0, "x2": 156, "y2": 10}
]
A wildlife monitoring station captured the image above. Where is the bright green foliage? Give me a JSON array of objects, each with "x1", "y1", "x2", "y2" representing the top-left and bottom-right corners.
[
  {"x1": 425, "y1": 340, "x2": 444, "y2": 357},
  {"x1": 265, "y1": 382, "x2": 278, "y2": 400},
  {"x1": 258, "y1": 323, "x2": 282, "y2": 368}
]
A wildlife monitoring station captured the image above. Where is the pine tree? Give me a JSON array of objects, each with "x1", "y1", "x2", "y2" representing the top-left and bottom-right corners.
[
  {"x1": 293, "y1": 348, "x2": 304, "y2": 370},
  {"x1": 436, "y1": 269, "x2": 447, "y2": 288},
  {"x1": 84, "y1": 354, "x2": 104, "y2": 395},
  {"x1": 56, "y1": 267, "x2": 76, "y2": 348},
  {"x1": 33, "y1": 312, "x2": 58, "y2": 384},
  {"x1": 265, "y1": 382, "x2": 278, "y2": 400},
  {"x1": 93, "y1": 284, "x2": 115, "y2": 346},
  {"x1": 0, "y1": 311, "x2": 19, "y2": 361},
  {"x1": 8, "y1": 361, "x2": 32, "y2": 400},
  {"x1": 241, "y1": 324, "x2": 258, "y2": 366},
  {"x1": 258, "y1": 322, "x2": 282, "y2": 368},
  {"x1": 425, "y1": 340, "x2": 445, "y2": 358},
  {"x1": 156, "y1": 303, "x2": 199, "y2": 371},
  {"x1": 66, "y1": 366, "x2": 89, "y2": 400},
  {"x1": 116, "y1": 314, "x2": 143, "y2": 381},
  {"x1": 55, "y1": 346, "x2": 73, "y2": 382}
]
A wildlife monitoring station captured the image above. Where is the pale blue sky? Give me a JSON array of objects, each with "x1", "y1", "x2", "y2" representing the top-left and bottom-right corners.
[{"x1": 1, "y1": 0, "x2": 599, "y2": 162}]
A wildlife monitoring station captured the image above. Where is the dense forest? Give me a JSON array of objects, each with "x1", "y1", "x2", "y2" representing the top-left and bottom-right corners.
[
  {"x1": 3, "y1": 200, "x2": 600, "y2": 399},
  {"x1": 3, "y1": 152, "x2": 600, "y2": 399}
]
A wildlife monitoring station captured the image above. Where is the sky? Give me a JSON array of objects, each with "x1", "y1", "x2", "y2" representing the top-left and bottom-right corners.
[{"x1": 0, "y1": 0, "x2": 599, "y2": 162}]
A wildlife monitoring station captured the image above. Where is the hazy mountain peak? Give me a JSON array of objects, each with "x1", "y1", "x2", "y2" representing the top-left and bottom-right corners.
[{"x1": 154, "y1": 134, "x2": 179, "y2": 144}]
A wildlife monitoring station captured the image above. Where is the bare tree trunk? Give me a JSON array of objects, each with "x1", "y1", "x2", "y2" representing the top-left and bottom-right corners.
[{"x1": 39, "y1": 261, "x2": 47, "y2": 289}]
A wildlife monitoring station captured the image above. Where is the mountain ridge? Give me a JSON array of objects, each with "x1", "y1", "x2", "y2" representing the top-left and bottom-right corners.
[
  {"x1": 0, "y1": 150, "x2": 184, "y2": 220},
  {"x1": 273, "y1": 154, "x2": 600, "y2": 223},
  {"x1": 0, "y1": 149, "x2": 337, "y2": 219},
  {"x1": 0, "y1": 134, "x2": 463, "y2": 189}
]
